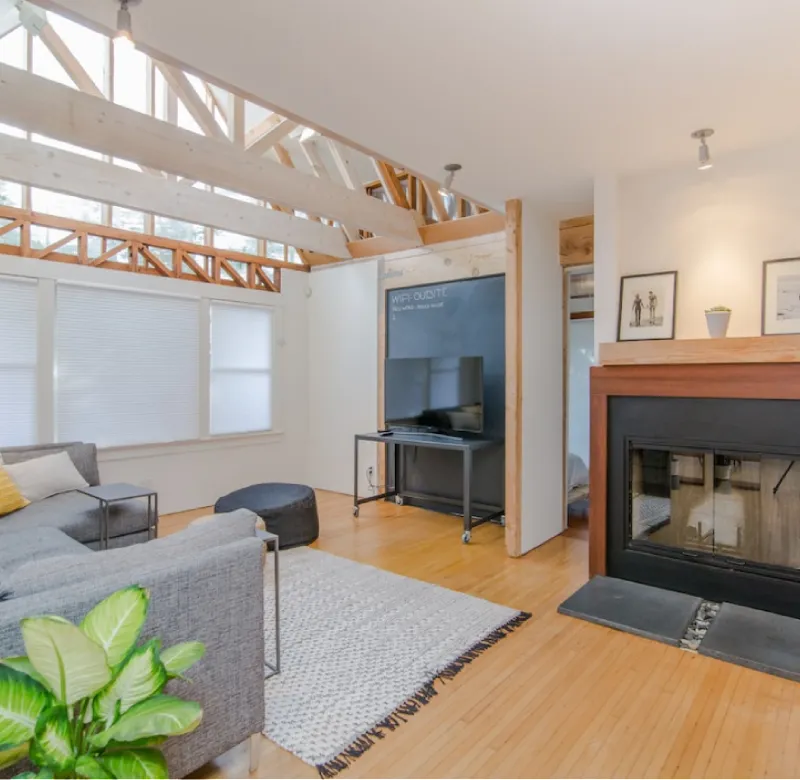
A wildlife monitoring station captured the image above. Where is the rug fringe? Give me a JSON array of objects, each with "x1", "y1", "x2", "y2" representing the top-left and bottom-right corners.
[{"x1": 315, "y1": 610, "x2": 532, "y2": 778}]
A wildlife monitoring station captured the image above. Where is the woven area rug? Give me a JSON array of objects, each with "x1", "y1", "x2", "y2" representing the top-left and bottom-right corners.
[{"x1": 262, "y1": 547, "x2": 530, "y2": 777}]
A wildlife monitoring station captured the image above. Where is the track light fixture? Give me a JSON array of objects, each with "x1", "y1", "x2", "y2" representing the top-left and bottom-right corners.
[
  {"x1": 691, "y1": 128, "x2": 714, "y2": 171},
  {"x1": 439, "y1": 163, "x2": 462, "y2": 195},
  {"x1": 115, "y1": 0, "x2": 141, "y2": 48}
]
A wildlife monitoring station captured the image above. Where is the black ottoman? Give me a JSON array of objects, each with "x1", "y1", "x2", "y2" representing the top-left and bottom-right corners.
[{"x1": 214, "y1": 483, "x2": 319, "y2": 549}]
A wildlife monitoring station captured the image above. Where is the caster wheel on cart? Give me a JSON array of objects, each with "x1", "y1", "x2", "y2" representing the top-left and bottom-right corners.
[
  {"x1": 395, "y1": 495, "x2": 404, "y2": 506},
  {"x1": 353, "y1": 506, "x2": 360, "y2": 517},
  {"x1": 462, "y1": 531, "x2": 471, "y2": 544}
]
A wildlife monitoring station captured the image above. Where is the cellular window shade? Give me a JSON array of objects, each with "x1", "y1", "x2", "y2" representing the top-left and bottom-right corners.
[
  {"x1": 0, "y1": 276, "x2": 37, "y2": 446},
  {"x1": 210, "y1": 302, "x2": 272, "y2": 435},
  {"x1": 56, "y1": 285, "x2": 200, "y2": 447}
]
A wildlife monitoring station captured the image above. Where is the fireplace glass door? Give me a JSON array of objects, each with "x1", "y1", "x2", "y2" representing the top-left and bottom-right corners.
[{"x1": 629, "y1": 445, "x2": 800, "y2": 571}]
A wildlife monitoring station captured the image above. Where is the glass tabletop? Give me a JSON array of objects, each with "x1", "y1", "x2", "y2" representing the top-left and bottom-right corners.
[{"x1": 78, "y1": 483, "x2": 156, "y2": 502}]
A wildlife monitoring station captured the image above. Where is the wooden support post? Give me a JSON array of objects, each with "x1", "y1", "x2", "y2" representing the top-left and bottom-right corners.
[
  {"x1": 374, "y1": 161, "x2": 410, "y2": 210},
  {"x1": 154, "y1": 62, "x2": 228, "y2": 142},
  {"x1": 505, "y1": 199, "x2": 522, "y2": 557}
]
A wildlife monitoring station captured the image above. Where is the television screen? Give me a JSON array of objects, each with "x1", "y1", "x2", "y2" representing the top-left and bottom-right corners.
[{"x1": 384, "y1": 356, "x2": 483, "y2": 433}]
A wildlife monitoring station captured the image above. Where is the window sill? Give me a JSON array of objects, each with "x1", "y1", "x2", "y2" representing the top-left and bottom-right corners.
[{"x1": 97, "y1": 431, "x2": 284, "y2": 462}]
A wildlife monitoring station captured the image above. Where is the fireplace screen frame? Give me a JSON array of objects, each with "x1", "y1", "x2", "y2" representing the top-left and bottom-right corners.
[
  {"x1": 623, "y1": 437, "x2": 800, "y2": 584},
  {"x1": 605, "y1": 395, "x2": 800, "y2": 618}
]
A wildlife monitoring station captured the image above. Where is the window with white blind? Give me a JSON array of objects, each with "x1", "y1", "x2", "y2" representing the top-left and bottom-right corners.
[
  {"x1": 210, "y1": 302, "x2": 272, "y2": 435},
  {"x1": 0, "y1": 276, "x2": 37, "y2": 446},
  {"x1": 56, "y1": 285, "x2": 200, "y2": 447}
]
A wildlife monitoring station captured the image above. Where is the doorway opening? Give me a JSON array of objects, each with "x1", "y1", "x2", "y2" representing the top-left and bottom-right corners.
[{"x1": 564, "y1": 266, "x2": 594, "y2": 532}]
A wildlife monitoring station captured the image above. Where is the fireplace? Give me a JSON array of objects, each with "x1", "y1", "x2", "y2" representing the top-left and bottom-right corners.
[{"x1": 590, "y1": 350, "x2": 800, "y2": 620}]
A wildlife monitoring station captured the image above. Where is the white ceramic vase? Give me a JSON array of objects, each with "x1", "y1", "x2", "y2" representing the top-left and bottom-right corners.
[{"x1": 705, "y1": 310, "x2": 731, "y2": 338}]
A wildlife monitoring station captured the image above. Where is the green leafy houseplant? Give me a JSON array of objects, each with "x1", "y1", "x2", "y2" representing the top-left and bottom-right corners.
[{"x1": 0, "y1": 586, "x2": 205, "y2": 779}]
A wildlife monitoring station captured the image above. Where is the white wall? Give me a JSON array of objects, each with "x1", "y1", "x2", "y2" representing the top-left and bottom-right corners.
[
  {"x1": 597, "y1": 139, "x2": 800, "y2": 341},
  {"x1": 519, "y1": 202, "x2": 563, "y2": 553},
  {"x1": 0, "y1": 256, "x2": 309, "y2": 514},
  {"x1": 304, "y1": 233, "x2": 506, "y2": 500},
  {"x1": 307, "y1": 260, "x2": 378, "y2": 497}
]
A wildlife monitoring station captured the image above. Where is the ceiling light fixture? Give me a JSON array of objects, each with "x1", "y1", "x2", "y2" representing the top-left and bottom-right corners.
[
  {"x1": 691, "y1": 128, "x2": 714, "y2": 171},
  {"x1": 439, "y1": 163, "x2": 462, "y2": 195},
  {"x1": 115, "y1": 0, "x2": 141, "y2": 49}
]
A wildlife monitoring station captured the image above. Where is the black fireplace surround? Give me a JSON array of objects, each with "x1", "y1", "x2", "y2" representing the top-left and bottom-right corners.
[{"x1": 608, "y1": 396, "x2": 800, "y2": 619}]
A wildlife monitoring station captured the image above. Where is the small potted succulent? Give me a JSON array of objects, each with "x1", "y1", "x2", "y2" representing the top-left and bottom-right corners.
[{"x1": 705, "y1": 306, "x2": 732, "y2": 338}]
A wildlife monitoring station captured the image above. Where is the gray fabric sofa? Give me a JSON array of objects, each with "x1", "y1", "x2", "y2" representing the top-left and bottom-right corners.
[
  {"x1": 0, "y1": 442, "x2": 153, "y2": 548},
  {"x1": 0, "y1": 484, "x2": 266, "y2": 777}
]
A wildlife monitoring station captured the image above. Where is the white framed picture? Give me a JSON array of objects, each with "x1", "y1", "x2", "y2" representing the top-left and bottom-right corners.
[
  {"x1": 762, "y1": 257, "x2": 800, "y2": 335},
  {"x1": 617, "y1": 271, "x2": 677, "y2": 342}
]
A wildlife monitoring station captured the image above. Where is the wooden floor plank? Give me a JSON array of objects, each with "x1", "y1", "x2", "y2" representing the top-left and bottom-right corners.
[{"x1": 161, "y1": 492, "x2": 800, "y2": 779}]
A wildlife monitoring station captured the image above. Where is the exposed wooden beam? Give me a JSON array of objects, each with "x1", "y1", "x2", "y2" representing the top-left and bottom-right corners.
[
  {"x1": 0, "y1": 133, "x2": 351, "y2": 257},
  {"x1": 505, "y1": 199, "x2": 522, "y2": 557},
  {"x1": 153, "y1": 62, "x2": 228, "y2": 142},
  {"x1": 559, "y1": 215, "x2": 594, "y2": 267},
  {"x1": 39, "y1": 23, "x2": 104, "y2": 97},
  {"x1": 421, "y1": 179, "x2": 450, "y2": 222},
  {"x1": 374, "y1": 160, "x2": 410, "y2": 210},
  {"x1": 246, "y1": 118, "x2": 297, "y2": 156},
  {"x1": 39, "y1": 24, "x2": 163, "y2": 179},
  {"x1": 346, "y1": 210, "x2": 505, "y2": 258},
  {"x1": 0, "y1": 207, "x2": 305, "y2": 290},
  {"x1": 300, "y1": 137, "x2": 359, "y2": 241},
  {"x1": 244, "y1": 113, "x2": 281, "y2": 149},
  {"x1": 328, "y1": 139, "x2": 362, "y2": 190},
  {"x1": 272, "y1": 143, "x2": 296, "y2": 170},
  {"x1": 0, "y1": 65, "x2": 421, "y2": 242},
  {"x1": 229, "y1": 94, "x2": 245, "y2": 147},
  {"x1": 299, "y1": 137, "x2": 327, "y2": 178}
]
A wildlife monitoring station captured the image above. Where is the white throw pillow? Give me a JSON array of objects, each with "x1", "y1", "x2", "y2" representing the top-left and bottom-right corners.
[{"x1": 4, "y1": 451, "x2": 89, "y2": 503}]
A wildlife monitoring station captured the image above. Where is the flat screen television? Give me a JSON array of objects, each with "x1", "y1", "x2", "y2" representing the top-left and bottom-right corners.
[{"x1": 384, "y1": 356, "x2": 484, "y2": 434}]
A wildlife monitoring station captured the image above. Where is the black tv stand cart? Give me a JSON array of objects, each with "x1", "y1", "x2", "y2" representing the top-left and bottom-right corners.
[{"x1": 353, "y1": 431, "x2": 504, "y2": 543}]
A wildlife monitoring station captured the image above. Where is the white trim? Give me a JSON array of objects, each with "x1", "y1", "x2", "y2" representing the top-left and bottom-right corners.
[
  {"x1": 36, "y1": 278, "x2": 55, "y2": 442},
  {"x1": 0, "y1": 254, "x2": 287, "y2": 306},
  {"x1": 199, "y1": 297, "x2": 211, "y2": 437},
  {"x1": 97, "y1": 430, "x2": 285, "y2": 462}
]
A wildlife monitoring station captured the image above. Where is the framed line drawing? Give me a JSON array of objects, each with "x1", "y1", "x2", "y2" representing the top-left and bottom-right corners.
[
  {"x1": 617, "y1": 271, "x2": 677, "y2": 341},
  {"x1": 762, "y1": 257, "x2": 800, "y2": 335}
]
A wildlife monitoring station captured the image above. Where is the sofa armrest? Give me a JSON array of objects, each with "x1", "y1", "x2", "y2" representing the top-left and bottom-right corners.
[{"x1": 0, "y1": 537, "x2": 265, "y2": 779}]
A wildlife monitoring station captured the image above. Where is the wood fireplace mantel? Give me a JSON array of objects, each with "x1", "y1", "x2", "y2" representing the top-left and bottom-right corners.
[
  {"x1": 599, "y1": 335, "x2": 800, "y2": 366},
  {"x1": 589, "y1": 346, "x2": 800, "y2": 578}
]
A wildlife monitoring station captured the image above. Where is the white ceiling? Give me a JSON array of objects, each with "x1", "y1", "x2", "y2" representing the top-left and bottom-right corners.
[{"x1": 43, "y1": 0, "x2": 800, "y2": 213}]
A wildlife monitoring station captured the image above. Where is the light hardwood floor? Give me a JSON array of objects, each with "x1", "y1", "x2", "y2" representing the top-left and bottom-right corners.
[{"x1": 161, "y1": 492, "x2": 800, "y2": 779}]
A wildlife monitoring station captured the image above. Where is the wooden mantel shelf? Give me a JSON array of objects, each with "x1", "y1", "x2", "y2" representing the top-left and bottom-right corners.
[{"x1": 599, "y1": 335, "x2": 800, "y2": 366}]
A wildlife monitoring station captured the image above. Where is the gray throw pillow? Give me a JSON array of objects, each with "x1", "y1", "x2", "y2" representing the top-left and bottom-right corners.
[{"x1": 4, "y1": 508, "x2": 258, "y2": 600}]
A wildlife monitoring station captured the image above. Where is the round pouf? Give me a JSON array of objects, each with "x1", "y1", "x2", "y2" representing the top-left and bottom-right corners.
[{"x1": 214, "y1": 483, "x2": 319, "y2": 549}]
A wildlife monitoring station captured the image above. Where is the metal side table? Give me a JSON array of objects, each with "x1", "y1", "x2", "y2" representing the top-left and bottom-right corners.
[
  {"x1": 257, "y1": 529, "x2": 280, "y2": 678},
  {"x1": 78, "y1": 483, "x2": 158, "y2": 550}
]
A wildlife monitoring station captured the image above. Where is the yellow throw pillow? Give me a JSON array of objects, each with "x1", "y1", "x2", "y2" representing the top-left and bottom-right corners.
[{"x1": 0, "y1": 467, "x2": 29, "y2": 517}]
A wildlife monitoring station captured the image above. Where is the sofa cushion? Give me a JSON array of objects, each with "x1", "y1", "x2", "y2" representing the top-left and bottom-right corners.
[
  {"x1": 0, "y1": 443, "x2": 100, "y2": 487},
  {"x1": 0, "y1": 491, "x2": 149, "y2": 544},
  {"x1": 4, "y1": 509, "x2": 258, "y2": 600},
  {"x1": 0, "y1": 527, "x2": 90, "y2": 600}
]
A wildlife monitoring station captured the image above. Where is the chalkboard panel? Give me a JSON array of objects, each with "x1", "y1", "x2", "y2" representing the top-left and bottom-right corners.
[{"x1": 386, "y1": 274, "x2": 505, "y2": 508}]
